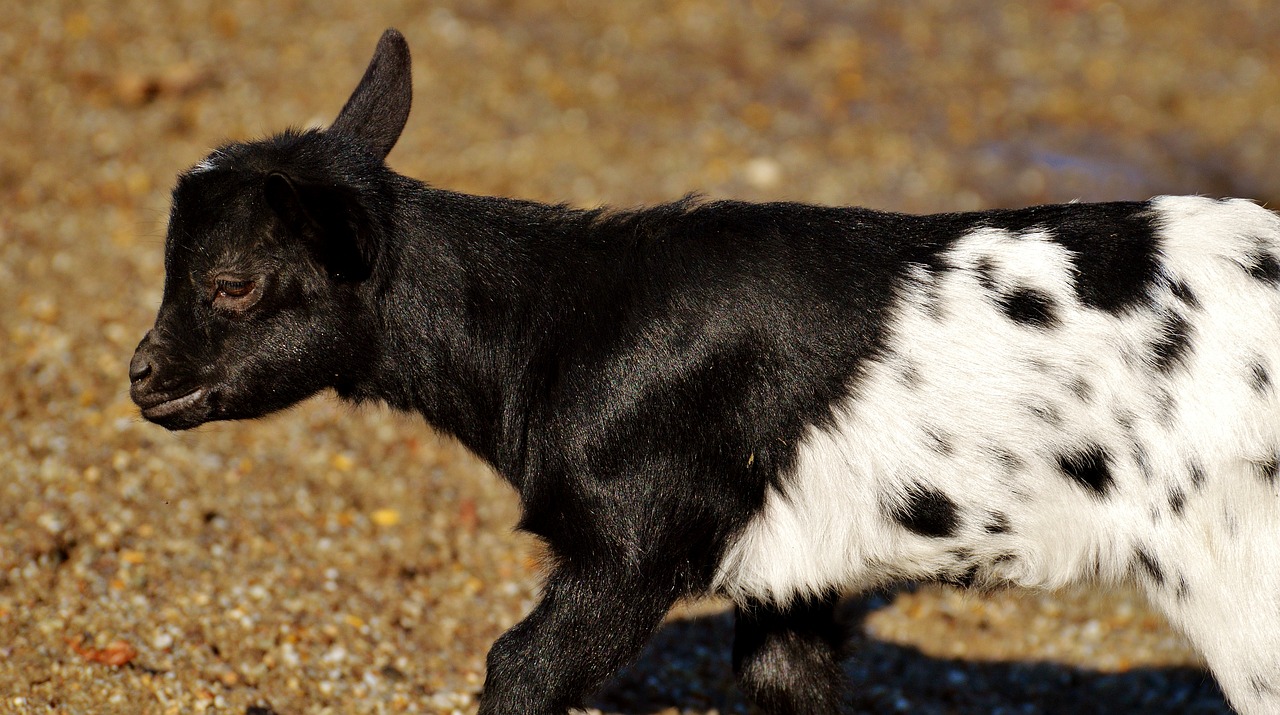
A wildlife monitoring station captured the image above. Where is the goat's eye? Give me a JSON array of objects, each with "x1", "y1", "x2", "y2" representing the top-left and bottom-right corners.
[{"x1": 214, "y1": 278, "x2": 256, "y2": 300}]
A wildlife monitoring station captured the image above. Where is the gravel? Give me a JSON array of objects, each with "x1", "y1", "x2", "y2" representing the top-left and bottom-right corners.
[{"x1": 3, "y1": 1, "x2": 1277, "y2": 712}]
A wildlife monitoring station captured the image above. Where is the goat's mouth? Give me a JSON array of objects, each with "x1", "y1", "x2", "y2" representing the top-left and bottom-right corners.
[{"x1": 137, "y1": 387, "x2": 210, "y2": 429}]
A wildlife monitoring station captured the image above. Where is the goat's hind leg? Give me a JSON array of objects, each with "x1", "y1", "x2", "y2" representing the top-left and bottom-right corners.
[
  {"x1": 1138, "y1": 497, "x2": 1280, "y2": 714},
  {"x1": 732, "y1": 593, "x2": 848, "y2": 715}
]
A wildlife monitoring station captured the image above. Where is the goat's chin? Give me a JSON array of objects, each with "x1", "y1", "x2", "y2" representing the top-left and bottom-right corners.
[{"x1": 139, "y1": 387, "x2": 213, "y2": 431}]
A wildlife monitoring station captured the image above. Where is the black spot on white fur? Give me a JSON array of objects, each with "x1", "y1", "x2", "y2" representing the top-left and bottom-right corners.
[
  {"x1": 1169, "y1": 279, "x2": 1200, "y2": 309},
  {"x1": 973, "y1": 257, "x2": 998, "y2": 292},
  {"x1": 923, "y1": 427, "x2": 954, "y2": 455},
  {"x1": 1111, "y1": 405, "x2": 1135, "y2": 432},
  {"x1": 947, "y1": 563, "x2": 980, "y2": 589},
  {"x1": 1027, "y1": 402, "x2": 1063, "y2": 426},
  {"x1": 1057, "y1": 445, "x2": 1113, "y2": 497},
  {"x1": 1135, "y1": 548, "x2": 1165, "y2": 586},
  {"x1": 899, "y1": 362, "x2": 922, "y2": 390},
  {"x1": 1150, "y1": 312, "x2": 1194, "y2": 373},
  {"x1": 1250, "y1": 362, "x2": 1272, "y2": 394},
  {"x1": 1153, "y1": 387, "x2": 1177, "y2": 425},
  {"x1": 1256, "y1": 456, "x2": 1279, "y2": 486},
  {"x1": 1132, "y1": 443, "x2": 1153, "y2": 483},
  {"x1": 1189, "y1": 461, "x2": 1206, "y2": 490},
  {"x1": 891, "y1": 484, "x2": 960, "y2": 538},
  {"x1": 989, "y1": 446, "x2": 1025, "y2": 474},
  {"x1": 998, "y1": 287, "x2": 1060, "y2": 329},
  {"x1": 1168, "y1": 488, "x2": 1186, "y2": 516},
  {"x1": 1067, "y1": 376, "x2": 1093, "y2": 403},
  {"x1": 1026, "y1": 357, "x2": 1053, "y2": 374},
  {"x1": 1242, "y1": 247, "x2": 1280, "y2": 285},
  {"x1": 984, "y1": 511, "x2": 1011, "y2": 534}
]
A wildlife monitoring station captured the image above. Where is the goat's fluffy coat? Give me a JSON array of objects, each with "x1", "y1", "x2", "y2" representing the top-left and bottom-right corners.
[{"x1": 129, "y1": 29, "x2": 1280, "y2": 715}]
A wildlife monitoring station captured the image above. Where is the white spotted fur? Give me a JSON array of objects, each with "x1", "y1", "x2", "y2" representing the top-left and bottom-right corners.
[{"x1": 715, "y1": 196, "x2": 1280, "y2": 714}]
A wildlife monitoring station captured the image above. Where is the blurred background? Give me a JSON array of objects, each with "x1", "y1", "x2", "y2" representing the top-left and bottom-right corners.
[{"x1": 3, "y1": 1, "x2": 1278, "y2": 713}]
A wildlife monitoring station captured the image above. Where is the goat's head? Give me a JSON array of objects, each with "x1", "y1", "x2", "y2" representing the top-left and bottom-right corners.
[{"x1": 130, "y1": 29, "x2": 412, "y2": 430}]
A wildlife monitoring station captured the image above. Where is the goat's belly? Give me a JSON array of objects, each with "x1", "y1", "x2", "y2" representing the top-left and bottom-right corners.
[
  {"x1": 715, "y1": 196, "x2": 1280, "y2": 605},
  {"x1": 711, "y1": 403, "x2": 1125, "y2": 605}
]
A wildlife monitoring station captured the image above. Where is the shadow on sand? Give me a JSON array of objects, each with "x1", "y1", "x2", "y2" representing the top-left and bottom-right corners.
[{"x1": 591, "y1": 590, "x2": 1230, "y2": 715}]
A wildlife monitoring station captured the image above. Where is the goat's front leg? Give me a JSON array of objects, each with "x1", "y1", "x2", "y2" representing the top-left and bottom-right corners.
[{"x1": 478, "y1": 561, "x2": 678, "y2": 715}]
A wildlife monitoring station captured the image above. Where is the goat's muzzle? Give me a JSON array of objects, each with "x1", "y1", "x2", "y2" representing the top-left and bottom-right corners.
[{"x1": 129, "y1": 330, "x2": 211, "y2": 430}]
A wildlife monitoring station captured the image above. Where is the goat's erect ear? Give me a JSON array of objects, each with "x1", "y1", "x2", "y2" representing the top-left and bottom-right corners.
[
  {"x1": 265, "y1": 172, "x2": 375, "y2": 282},
  {"x1": 329, "y1": 28, "x2": 412, "y2": 160}
]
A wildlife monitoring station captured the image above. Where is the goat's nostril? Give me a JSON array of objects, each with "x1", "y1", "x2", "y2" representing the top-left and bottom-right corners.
[{"x1": 129, "y1": 350, "x2": 153, "y2": 383}]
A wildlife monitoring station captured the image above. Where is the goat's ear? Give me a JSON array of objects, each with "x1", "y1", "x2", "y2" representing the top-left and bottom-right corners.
[
  {"x1": 265, "y1": 172, "x2": 375, "y2": 282},
  {"x1": 329, "y1": 28, "x2": 412, "y2": 160}
]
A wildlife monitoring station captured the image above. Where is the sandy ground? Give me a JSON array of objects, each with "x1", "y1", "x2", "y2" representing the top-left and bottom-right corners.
[{"x1": 4, "y1": 1, "x2": 1280, "y2": 713}]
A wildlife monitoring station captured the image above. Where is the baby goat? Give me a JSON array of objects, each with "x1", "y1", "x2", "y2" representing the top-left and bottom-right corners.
[{"x1": 130, "y1": 29, "x2": 1280, "y2": 715}]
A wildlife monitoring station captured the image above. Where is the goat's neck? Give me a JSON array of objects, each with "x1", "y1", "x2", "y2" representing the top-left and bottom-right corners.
[{"x1": 357, "y1": 184, "x2": 593, "y2": 479}]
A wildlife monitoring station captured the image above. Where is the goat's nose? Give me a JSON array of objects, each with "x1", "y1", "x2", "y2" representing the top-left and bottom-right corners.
[{"x1": 129, "y1": 343, "x2": 153, "y2": 384}]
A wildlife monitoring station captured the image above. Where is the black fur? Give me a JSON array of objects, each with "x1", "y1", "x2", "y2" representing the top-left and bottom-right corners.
[
  {"x1": 1175, "y1": 575, "x2": 1191, "y2": 602},
  {"x1": 891, "y1": 484, "x2": 960, "y2": 538},
  {"x1": 733, "y1": 596, "x2": 848, "y2": 715},
  {"x1": 1256, "y1": 456, "x2": 1279, "y2": 486},
  {"x1": 973, "y1": 256, "x2": 999, "y2": 292},
  {"x1": 998, "y1": 286, "x2": 1060, "y2": 328},
  {"x1": 1056, "y1": 445, "x2": 1113, "y2": 497},
  {"x1": 1189, "y1": 461, "x2": 1207, "y2": 490},
  {"x1": 984, "y1": 511, "x2": 1012, "y2": 534},
  {"x1": 1150, "y1": 311, "x2": 1194, "y2": 373},
  {"x1": 1250, "y1": 362, "x2": 1272, "y2": 394},
  {"x1": 1134, "y1": 548, "x2": 1166, "y2": 586},
  {"x1": 1169, "y1": 278, "x2": 1199, "y2": 309},
  {"x1": 1242, "y1": 248, "x2": 1280, "y2": 285}
]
